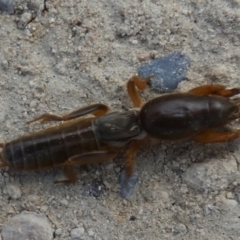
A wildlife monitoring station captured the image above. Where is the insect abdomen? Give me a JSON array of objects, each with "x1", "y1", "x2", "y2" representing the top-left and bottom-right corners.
[{"x1": 2, "y1": 120, "x2": 98, "y2": 171}]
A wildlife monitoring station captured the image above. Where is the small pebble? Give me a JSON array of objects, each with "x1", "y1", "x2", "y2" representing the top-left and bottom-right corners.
[
  {"x1": 88, "y1": 229, "x2": 94, "y2": 237},
  {"x1": 29, "y1": 99, "x2": 38, "y2": 108},
  {"x1": 3, "y1": 183, "x2": 21, "y2": 200},
  {"x1": 203, "y1": 203, "x2": 215, "y2": 216},
  {"x1": 137, "y1": 52, "x2": 151, "y2": 62},
  {"x1": 70, "y1": 227, "x2": 85, "y2": 240},
  {"x1": 138, "y1": 51, "x2": 191, "y2": 93},
  {"x1": 40, "y1": 205, "x2": 48, "y2": 213},
  {"x1": 29, "y1": 80, "x2": 36, "y2": 87},
  {"x1": 59, "y1": 199, "x2": 68, "y2": 206},
  {"x1": 226, "y1": 192, "x2": 234, "y2": 199},
  {"x1": 129, "y1": 39, "x2": 138, "y2": 44},
  {"x1": 55, "y1": 228, "x2": 62, "y2": 237},
  {"x1": 104, "y1": 162, "x2": 114, "y2": 170},
  {"x1": 54, "y1": 60, "x2": 68, "y2": 75},
  {"x1": 195, "y1": 228, "x2": 205, "y2": 236},
  {"x1": 49, "y1": 18, "x2": 55, "y2": 24},
  {"x1": 18, "y1": 12, "x2": 34, "y2": 29},
  {"x1": 0, "y1": 56, "x2": 9, "y2": 70},
  {"x1": 3, "y1": 172, "x2": 9, "y2": 178},
  {"x1": 225, "y1": 199, "x2": 238, "y2": 208},
  {"x1": 1, "y1": 211, "x2": 53, "y2": 240},
  {"x1": 172, "y1": 223, "x2": 188, "y2": 235},
  {"x1": 183, "y1": 158, "x2": 238, "y2": 192},
  {"x1": 48, "y1": 196, "x2": 55, "y2": 202},
  {"x1": 27, "y1": 194, "x2": 41, "y2": 205}
]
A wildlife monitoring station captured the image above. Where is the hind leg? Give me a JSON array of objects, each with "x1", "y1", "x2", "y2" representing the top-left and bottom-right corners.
[
  {"x1": 192, "y1": 129, "x2": 240, "y2": 143},
  {"x1": 188, "y1": 84, "x2": 240, "y2": 97},
  {"x1": 55, "y1": 151, "x2": 118, "y2": 184},
  {"x1": 27, "y1": 103, "x2": 109, "y2": 124}
]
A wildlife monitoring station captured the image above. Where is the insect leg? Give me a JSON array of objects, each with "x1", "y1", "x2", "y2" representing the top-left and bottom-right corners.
[
  {"x1": 67, "y1": 151, "x2": 118, "y2": 165},
  {"x1": 55, "y1": 151, "x2": 117, "y2": 184},
  {"x1": 127, "y1": 75, "x2": 152, "y2": 107},
  {"x1": 188, "y1": 84, "x2": 240, "y2": 97},
  {"x1": 27, "y1": 103, "x2": 109, "y2": 124},
  {"x1": 120, "y1": 139, "x2": 149, "y2": 198},
  {"x1": 193, "y1": 129, "x2": 240, "y2": 143}
]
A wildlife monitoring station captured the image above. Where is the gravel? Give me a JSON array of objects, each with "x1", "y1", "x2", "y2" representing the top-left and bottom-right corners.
[{"x1": 1, "y1": 0, "x2": 240, "y2": 239}]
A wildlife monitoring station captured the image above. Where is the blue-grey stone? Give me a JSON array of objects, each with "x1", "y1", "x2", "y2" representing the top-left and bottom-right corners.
[
  {"x1": 0, "y1": 0, "x2": 14, "y2": 14},
  {"x1": 138, "y1": 52, "x2": 191, "y2": 93}
]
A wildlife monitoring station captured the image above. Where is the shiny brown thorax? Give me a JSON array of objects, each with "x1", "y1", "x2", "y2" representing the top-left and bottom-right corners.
[{"x1": 140, "y1": 93, "x2": 238, "y2": 140}]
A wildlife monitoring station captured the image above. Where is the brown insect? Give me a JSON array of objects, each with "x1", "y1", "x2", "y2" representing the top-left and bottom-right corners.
[
  {"x1": 0, "y1": 104, "x2": 144, "y2": 196},
  {"x1": 1, "y1": 76, "x2": 240, "y2": 198}
]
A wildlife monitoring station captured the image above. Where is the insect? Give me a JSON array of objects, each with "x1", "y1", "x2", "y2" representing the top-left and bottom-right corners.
[
  {"x1": 0, "y1": 103, "x2": 145, "y2": 194},
  {"x1": 1, "y1": 76, "x2": 240, "y2": 199}
]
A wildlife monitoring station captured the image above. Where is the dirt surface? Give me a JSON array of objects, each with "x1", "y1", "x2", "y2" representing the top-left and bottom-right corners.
[{"x1": 1, "y1": 0, "x2": 240, "y2": 239}]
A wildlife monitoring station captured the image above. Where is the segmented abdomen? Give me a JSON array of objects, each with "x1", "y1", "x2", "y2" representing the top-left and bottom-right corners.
[{"x1": 2, "y1": 119, "x2": 99, "y2": 170}]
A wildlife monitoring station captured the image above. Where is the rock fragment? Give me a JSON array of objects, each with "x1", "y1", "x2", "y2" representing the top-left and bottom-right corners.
[
  {"x1": 1, "y1": 211, "x2": 53, "y2": 240},
  {"x1": 0, "y1": 0, "x2": 14, "y2": 14},
  {"x1": 138, "y1": 51, "x2": 191, "y2": 93},
  {"x1": 70, "y1": 227, "x2": 85, "y2": 240},
  {"x1": 183, "y1": 157, "x2": 239, "y2": 192},
  {"x1": 18, "y1": 12, "x2": 34, "y2": 29},
  {"x1": 54, "y1": 228, "x2": 62, "y2": 237},
  {"x1": 3, "y1": 183, "x2": 21, "y2": 200},
  {"x1": 172, "y1": 223, "x2": 188, "y2": 236}
]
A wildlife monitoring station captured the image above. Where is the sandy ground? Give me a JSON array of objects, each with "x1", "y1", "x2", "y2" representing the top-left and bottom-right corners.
[{"x1": 1, "y1": 0, "x2": 240, "y2": 239}]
